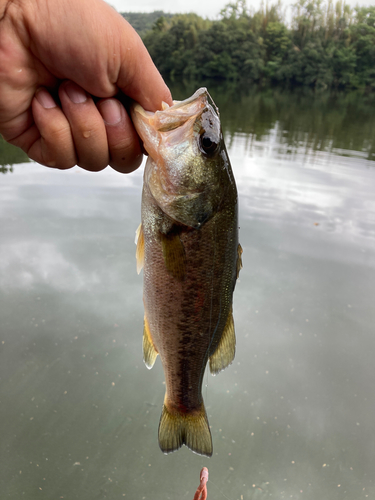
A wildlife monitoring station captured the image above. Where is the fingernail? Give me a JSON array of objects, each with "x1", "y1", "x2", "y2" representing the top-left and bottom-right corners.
[
  {"x1": 64, "y1": 81, "x2": 87, "y2": 104},
  {"x1": 36, "y1": 88, "x2": 56, "y2": 109},
  {"x1": 99, "y1": 99, "x2": 122, "y2": 125}
]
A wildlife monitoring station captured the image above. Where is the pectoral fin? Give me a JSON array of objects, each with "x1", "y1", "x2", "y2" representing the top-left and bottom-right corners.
[
  {"x1": 135, "y1": 223, "x2": 145, "y2": 274},
  {"x1": 209, "y1": 308, "x2": 236, "y2": 375},
  {"x1": 143, "y1": 316, "x2": 158, "y2": 369},
  {"x1": 160, "y1": 232, "x2": 186, "y2": 281},
  {"x1": 236, "y1": 243, "x2": 243, "y2": 279}
]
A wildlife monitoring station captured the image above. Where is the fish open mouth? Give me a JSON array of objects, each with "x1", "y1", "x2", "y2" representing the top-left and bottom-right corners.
[{"x1": 132, "y1": 87, "x2": 219, "y2": 135}]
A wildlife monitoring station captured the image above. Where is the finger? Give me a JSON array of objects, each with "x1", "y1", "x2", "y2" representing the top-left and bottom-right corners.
[
  {"x1": 59, "y1": 81, "x2": 109, "y2": 172},
  {"x1": 116, "y1": 31, "x2": 173, "y2": 112},
  {"x1": 29, "y1": 88, "x2": 77, "y2": 169},
  {"x1": 97, "y1": 98, "x2": 143, "y2": 174}
]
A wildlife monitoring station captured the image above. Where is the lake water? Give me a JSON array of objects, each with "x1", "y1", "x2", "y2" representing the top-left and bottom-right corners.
[{"x1": 1, "y1": 89, "x2": 375, "y2": 499}]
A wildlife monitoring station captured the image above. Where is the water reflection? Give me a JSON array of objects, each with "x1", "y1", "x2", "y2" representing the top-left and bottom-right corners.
[
  {"x1": 220, "y1": 89, "x2": 375, "y2": 162},
  {"x1": 1, "y1": 90, "x2": 375, "y2": 500},
  {"x1": 1, "y1": 88, "x2": 375, "y2": 170},
  {"x1": 0, "y1": 165, "x2": 13, "y2": 174},
  {"x1": 172, "y1": 84, "x2": 375, "y2": 162},
  {"x1": 235, "y1": 148, "x2": 375, "y2": 253}
]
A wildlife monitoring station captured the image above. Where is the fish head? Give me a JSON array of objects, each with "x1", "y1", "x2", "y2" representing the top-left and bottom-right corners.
[{"x1": 131, "y1": 88, "x2": 233, "y2": 229}]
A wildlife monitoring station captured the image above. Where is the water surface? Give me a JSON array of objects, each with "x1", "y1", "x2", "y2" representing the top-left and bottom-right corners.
[{"x1": 1, "y1": 90, "x2": 375, "y2": 499}]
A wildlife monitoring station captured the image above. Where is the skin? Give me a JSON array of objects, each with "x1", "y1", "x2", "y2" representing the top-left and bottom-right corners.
[{"x1": 0, "y1": 0, "x2": 172, "y2": 172}]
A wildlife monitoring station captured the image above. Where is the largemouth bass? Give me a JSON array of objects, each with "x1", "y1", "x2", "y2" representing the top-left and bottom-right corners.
[{"x1": 131, "y1": 88, "x2": 242, "y2": 457}]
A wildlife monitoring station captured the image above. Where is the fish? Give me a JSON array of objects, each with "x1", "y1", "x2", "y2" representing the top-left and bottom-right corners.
[{"x1": 131, "y1": 88, "x2": 242, "y2": 457}]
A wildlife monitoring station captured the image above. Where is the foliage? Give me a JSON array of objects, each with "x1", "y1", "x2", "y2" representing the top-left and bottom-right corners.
[
  {"x1": 126, "y1": 1, "x2": 375, "y2": 91},
  {"x1": 0, "y1": 136, "x2": 29, "y2": 170},
  {"x1": 121, "y1": 11, "x2": 174, "y2": 38}
]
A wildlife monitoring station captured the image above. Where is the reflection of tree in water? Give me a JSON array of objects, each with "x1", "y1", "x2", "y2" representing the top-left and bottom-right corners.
[
  {"x1": 0, "y1": 137, "x2": 29, "y2": 172},
  {"x1": 211, "y1": 86, "x2": 375, "y2": 162},
  {"x1": 171, "y1": 82, "x2": 375, "y2": 162},
  {"x1": 2, "y1": 85, "x2": 374, "y2": 169},
  {"x1": 0, "y1": 165, "x2": 13, "y2": 174}
]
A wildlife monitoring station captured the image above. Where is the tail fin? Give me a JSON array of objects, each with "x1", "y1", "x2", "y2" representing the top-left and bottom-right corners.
[{"x1": 158, "y1": 400, "x2": 213, "y2": 457}]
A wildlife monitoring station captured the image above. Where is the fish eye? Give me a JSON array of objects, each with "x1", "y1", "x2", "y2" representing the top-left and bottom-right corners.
[{"x1": 199, "y1": 133, "x2": 219, "y2": 157}]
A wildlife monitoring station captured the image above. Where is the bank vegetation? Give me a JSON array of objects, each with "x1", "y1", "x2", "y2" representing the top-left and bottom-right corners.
[{"x1": 123, "y1": 0, "x2": 375, "y2": 91}]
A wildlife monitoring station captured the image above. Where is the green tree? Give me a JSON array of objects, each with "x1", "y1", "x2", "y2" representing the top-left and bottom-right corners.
[
  {"x1": 263, "y1": 21, "x2": 292, "y2": 82},
  {"x1": 139, "y1": 1, "x2": 375, "y2": 91},
  {"x1": 350, "y1": 7, "x2": 375, "y2": 88}
]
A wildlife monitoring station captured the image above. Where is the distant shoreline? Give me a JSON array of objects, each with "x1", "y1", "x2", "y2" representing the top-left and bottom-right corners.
[{"x1": 121, "y1": 3, "x2": 375, "y2": 92}]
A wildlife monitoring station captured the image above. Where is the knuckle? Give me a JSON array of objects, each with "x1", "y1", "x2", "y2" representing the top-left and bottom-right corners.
[{"x1": 44, "y1": 122, "x2": 73, "y2": 146}]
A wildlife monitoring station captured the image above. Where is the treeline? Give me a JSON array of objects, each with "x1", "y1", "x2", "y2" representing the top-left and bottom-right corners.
[
  {"x1": 121, "y1": 11, "x2": 174, "y2": 38},
  {"x1": 124, "y1": 0, "x2": 375, "y2": 91},
  {"x1": 0, "y1": 136, "x2": 28, "y2": 170}
]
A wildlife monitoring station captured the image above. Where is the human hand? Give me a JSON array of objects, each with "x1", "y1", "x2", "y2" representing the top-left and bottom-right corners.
[{"x1": 0, "y1": 0, "x2": 172, "y2": 173}]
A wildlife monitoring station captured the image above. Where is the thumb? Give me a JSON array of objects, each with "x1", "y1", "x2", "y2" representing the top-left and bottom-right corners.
[{"x1": 114, "y1": 23, "x2": 173, "y2": 112}]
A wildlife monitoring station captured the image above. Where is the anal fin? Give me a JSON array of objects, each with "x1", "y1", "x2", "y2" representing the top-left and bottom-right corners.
[
  {"x1": 209, "y1": 308, "x2": 236, "y2": 375},
  {"x1": 158, "y1": 399, "x2": 212, "y2": 457},
  {"x1": 143, "y1": 316, "x2": 158, "y2": 369}
]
